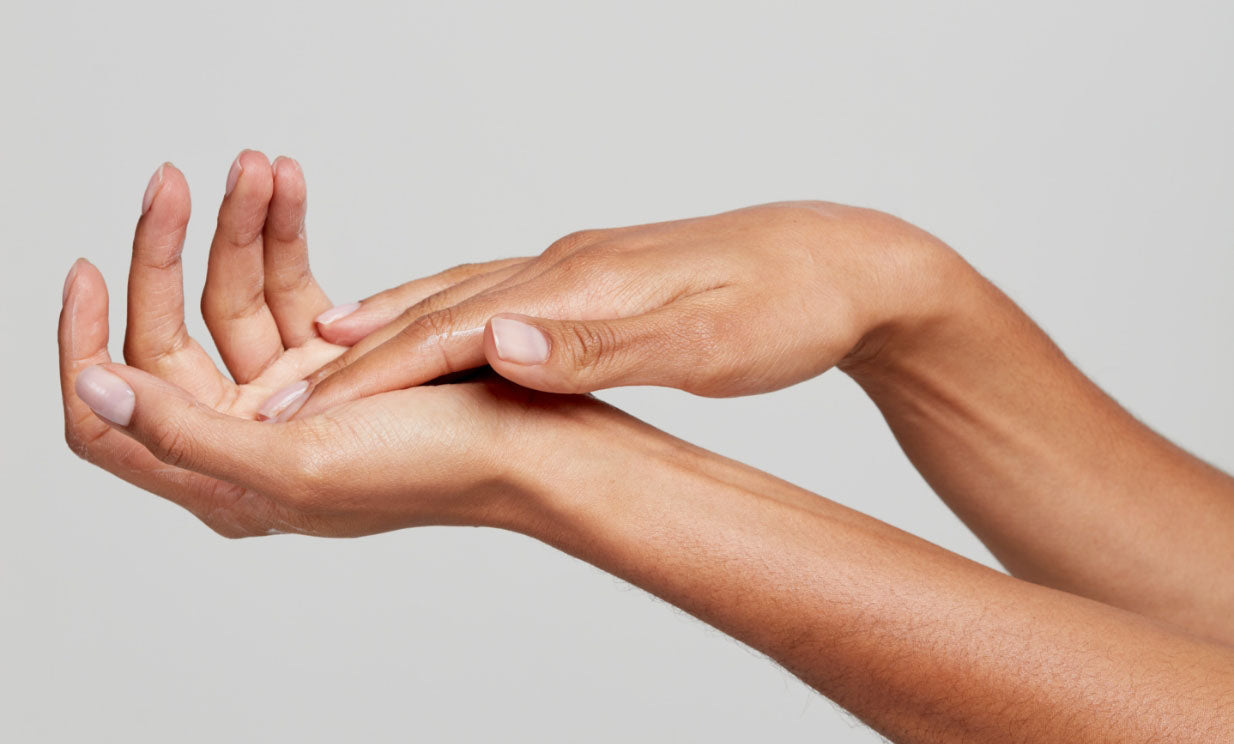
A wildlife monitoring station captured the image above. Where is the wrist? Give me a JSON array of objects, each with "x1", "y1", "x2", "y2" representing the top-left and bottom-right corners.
[
  {"x1": 834, "y1": 219, "x2": 989, "y2": 386},
  {"x1": 491, "y1": 396, "x2": 699, "y2": 540}
]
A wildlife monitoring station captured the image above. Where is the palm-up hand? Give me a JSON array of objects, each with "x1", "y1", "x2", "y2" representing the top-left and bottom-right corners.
[{"x1": 59, "y1": 152, "x2": 572, "y2": 538}]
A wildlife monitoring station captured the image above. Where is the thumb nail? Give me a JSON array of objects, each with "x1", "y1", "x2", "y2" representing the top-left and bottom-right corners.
[
  {"x1": 76, "y1": 366, "x2": 136, "y2": 426},
  {"x1": 491, "y1": 317, "x2": 550, "y2": 365}
]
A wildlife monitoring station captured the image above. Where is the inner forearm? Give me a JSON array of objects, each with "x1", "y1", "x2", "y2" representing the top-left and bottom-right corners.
[
  {"x1": 844, "y1": 256, "x2": 1234, "y2": 642},
  {"x1": 506, "y1": 409, "x2": 1234, "y2": 743}
]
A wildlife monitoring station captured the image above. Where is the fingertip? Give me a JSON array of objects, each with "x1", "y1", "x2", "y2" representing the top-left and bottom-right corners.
[
  {"x1": 93, "y1": 361, "x2": 200, "y2": 415},
  {"x1": 482, "y1": 317, "x2": 550, "y2": 393},
  {"x1": 315, "y1": 326, "x2": 360, "y2": 347},
  {"x1": 81, "y1": 363, "x2": 278, "y2": 488},
  {"x1": 283, "y1": 386, "x2": 322, "y2": 421},
  {"x1": 213, "y1": 150, "x2": 276, "y2": 260},
  {"x1": 313, "y1": 302, "x2": 364, "y2": 343},
  {"x1": 267, "y1": 155, "x2": 308, "y2": 237},
  {"x1": 270, "y1": 155, "x2": 307, "y2": 206},
  {"x1": 256, "y1": 380, "x2": 309, "y2": 421},
  {"x1": 227, "y1": 149, "x2": 274, "y2": 199},
  {"x1": 160, "y1": 161, "x2": 185, "y2": 181},
  {"x1": 273, "y1": 387, "x2": 309, "y2": 423},
  {"x1": 59, "y1": 258, "x2": 108, "y2": 364},
  {"x1": 487, "y1": 315, "x2": 550, "y2": 366},
  {"x1": 141, "y1": 163, "x2": 165, "y2": 215},
  {"x1": 271, "y1": 155, "x2": 303, "y2": 182},
  {"x1": 75, "y1": 364, "x2": 136, "y2": 427},
  {"x1": 287, "y1": 363, "x2": 350, "y2": 419},
  {"x1": 140, "y1": 162, "x2": 191, "y2": 227},
  {"x1": 235, "y1": 148, "x2": 271, "y2": 171},
  {"x1": 61, "y1": 258, "x2": 108, "y2": 327},
  {"x1": 75, "y1": 256, "x2": 101, "y2": 276},
  {"x1": 62, "y1": 257, "x2": 86, "y2": 304}
]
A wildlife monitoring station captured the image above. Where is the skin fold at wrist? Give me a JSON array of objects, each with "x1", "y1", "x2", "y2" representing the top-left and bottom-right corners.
[{"x1": 835, "y1": 226, "x2": 987, "y2": 386}]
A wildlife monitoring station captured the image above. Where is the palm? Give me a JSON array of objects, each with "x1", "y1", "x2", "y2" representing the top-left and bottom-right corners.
[{"x1": 175, "y1": 336, "x2": 345, "y2": 420}]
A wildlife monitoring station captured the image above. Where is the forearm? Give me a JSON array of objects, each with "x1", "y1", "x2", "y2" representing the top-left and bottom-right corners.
[
  {"x1": 842, "y1": 249, "x2": 1234, "y2": 643},
  {"x1": 503, "y1": 406, "x2": 1234, "y2": 743}
]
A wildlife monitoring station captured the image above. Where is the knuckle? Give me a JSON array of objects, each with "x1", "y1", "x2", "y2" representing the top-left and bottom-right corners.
[
  {"x1": 551, "y1": 252, "x2": 605, "y2": 284},
  {"x1": 564, "y1": 321, "x2": 616, "y2": 374},
  {"x1": 542, "y1": 229, "x2": 606, "y2": 261},
  {"x1": 409, "y1": 305, "x2": 457, "y2": 342},
  {"x1": 149, "y1": 418, "x2": 195, "y2": 469},
  {"x1": 402, "y1": 285, "x2": 457, "y2": 321},
  {"x1": 441, "y1": 261, "x2": 483, "y2": 280},
  {"x1": 122, "y1": 325, "x2": 192, "y2": 370},
  {"x1": 134, "y1": 236, "x2": 185, "y2": 272},
  {"x1": 201, "y1": 281, "x2": 266, "y2": 324},
  {"x1": 264, "y1": 263, "x2": 315, "y2": 295},
  {"x1": 219, "y1": 215, "x2": 266, "y2": 248},
  {"x1": 406, "y1": 308, "x2": 461, "y2": 374}
]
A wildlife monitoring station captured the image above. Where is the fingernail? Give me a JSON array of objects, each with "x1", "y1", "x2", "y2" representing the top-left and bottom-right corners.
[
  {"x1": 225, "y1": 155, "x2": 243, "y2": 196},
  {"x1": 270, "y1": 156, "x2": 282, "y2": 181},
  {"x1": 491, "y1": 317, "x2": 550, "y2": 365},
  {"x1": 75, "y1": 366, "x2": 136, "y2": 427},
  {"x1": 273, "y1": 391, "x2": 309, "y2": 423},
  {"x1": 315, "y1": 302, "x2": 361, "y2": 326},
  {"x1": 257, "y1": 380, "x2": 309, "y2": 421},
  {"x1": 141, "y1": 163, "x2": 165, "y2": 215},
  {"x1": 62, "y1": 258, "x2": 84, "y2": 304}
]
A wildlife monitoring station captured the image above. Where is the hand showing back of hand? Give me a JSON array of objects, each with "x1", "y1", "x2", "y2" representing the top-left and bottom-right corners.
[{"x1": 285, "y1": 201, "x2": 967, "y2": 419}]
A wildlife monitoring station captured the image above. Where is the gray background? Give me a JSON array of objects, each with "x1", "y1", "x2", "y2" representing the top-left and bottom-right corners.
[{"x1": 3, "y1": 1, "x2": 1231, "y2": 741}]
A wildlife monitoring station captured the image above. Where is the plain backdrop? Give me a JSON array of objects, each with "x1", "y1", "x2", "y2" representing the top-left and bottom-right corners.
[{"x1": 2, "y1": 1, "x2": 1231, "y2": 741}]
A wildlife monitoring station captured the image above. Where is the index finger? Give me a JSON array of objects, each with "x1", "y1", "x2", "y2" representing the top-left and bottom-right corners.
[
  {"x1": 123, "y1": 163, "x2": 229, "y2": 400},
  {"x1": 290, "y1": 288, "x2": 525, "y2": 419}
]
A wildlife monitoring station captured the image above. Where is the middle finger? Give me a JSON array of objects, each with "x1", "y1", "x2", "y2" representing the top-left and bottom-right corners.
[{"x1": 201, "y1": 149, "x2": 285, "y2": 384}]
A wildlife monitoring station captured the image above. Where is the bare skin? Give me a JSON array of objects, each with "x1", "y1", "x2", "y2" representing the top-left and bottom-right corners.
[
  {"x1": 61, "y1": 153, "x2": 1234, "y2": 742},
  {"x1": 288, "y1": 201, "x2": 1234, "y2": 646}
]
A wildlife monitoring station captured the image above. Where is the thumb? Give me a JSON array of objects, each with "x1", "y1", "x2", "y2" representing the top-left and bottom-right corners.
[
  {"x1": 484, "y1": 306, "x2": 719, "y2": 395},
  {"x1": 74, "y1": 363, "x2": 290, "y2": 492}
]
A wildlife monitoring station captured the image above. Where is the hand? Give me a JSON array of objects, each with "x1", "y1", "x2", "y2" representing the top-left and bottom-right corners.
[
  {"x1": 59, "y1": 165, "x2": 1234, "y2": 742},
  {"x1": 59, "y1": 153, "x2": 577, "y2": 537},
  {"x1": 286, "y1": 201, "x2": 964, "y2": 419}
]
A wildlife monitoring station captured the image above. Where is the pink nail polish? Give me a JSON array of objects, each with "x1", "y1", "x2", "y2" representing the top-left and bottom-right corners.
[
  {"x1": 315, "y1": 302, "x2": 361, "y2": 326},
  {"x1": 62, "y1": 258, "x2": 84, "y2": 304},
  {"x1": 491, "y1": 317, "x2": 550, "y2": 365},
  {"x1": 257, "y1": 380, "x2": 309, "y2": 421},
  {"x1": 225, "y1": 155, "x2": 243, "y2": 196},
  {"x1": 273, "y1": 391, "x2": 309, "y2": 423},
  {"x1": 75, "y1": 366, "x2": 136, "y2": 427},
  {"x1": 141, "y1": 163, "x2": 165, "y2": 215}
]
